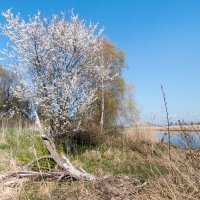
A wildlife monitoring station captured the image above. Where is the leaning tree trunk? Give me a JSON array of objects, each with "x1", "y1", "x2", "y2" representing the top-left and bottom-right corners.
[
  {"x1": 0, "y1": 113, "x2": 99, "y2": 182},
  {"x1": 34, "y1": 112, "x2": 97, "y2": 181}
]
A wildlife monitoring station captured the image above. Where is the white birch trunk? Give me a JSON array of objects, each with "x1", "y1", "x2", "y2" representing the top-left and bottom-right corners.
[{"x1": 100, "y1": 78, "x2": 104, "y2": 134}]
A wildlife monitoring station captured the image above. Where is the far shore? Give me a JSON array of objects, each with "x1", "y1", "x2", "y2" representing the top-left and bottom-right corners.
[{"x1": 133, "y1": 125, "x2": 200, "y2": 132}]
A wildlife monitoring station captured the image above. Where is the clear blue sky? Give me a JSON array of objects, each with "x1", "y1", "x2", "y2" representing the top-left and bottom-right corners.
[{"x1": 0, "y1": 0, "x2": 200, "y2": 124}]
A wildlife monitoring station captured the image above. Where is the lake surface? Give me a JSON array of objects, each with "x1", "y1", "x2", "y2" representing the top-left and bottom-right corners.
[{"x1": 159, "y1": 132, "x2": 200, "y2": 148}]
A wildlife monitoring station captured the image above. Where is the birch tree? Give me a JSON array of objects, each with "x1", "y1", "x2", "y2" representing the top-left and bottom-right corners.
[
  {"x1": 0, "y1": 10, "x2": 114, "y2": 180},
  {"x1": 91, "y1": 39, "x2": 125, "y2": 133}
]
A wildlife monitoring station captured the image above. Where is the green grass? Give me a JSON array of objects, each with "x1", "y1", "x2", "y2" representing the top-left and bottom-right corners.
[
  {"x1": 0, "y1": 129, "x2": 168, "y2": 182},
  {"x1": 69, "y1": 145, "x2": 168, "y2": 182},
  {"x1": 0, "y1": 129, "x2": 55, "y2": 168}
]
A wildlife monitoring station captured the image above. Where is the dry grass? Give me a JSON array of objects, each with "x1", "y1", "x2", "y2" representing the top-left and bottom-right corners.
[
  {"x1": 143, "y1": 158, "x2": 200, "y2": 200},
  {"x1": 129, "y1": 124, "x2": 200, "y2": 132},
  {"x1": 125, "y1": 125, "x2": 159, "y2": 144},
  {"x1": 0, "y1": 149, "x2": 25, "y2": 200},
  {"x1": 18, "y1": 176, "x2": 145, "y2": 200},
  {"x1": 0, "y1": 127, "x2": 200, "y2": 199}
]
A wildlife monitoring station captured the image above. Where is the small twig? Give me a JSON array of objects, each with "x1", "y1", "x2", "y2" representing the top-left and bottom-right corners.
[
  {"x1": 161, "y1": 85, "x2": 172, "y2": 161},
  {"x1": 57, "y1": 171, "x2": 71, "y2": 181},
  {"x1": 78, "y1": 167, "x2": 87, "y2": 173},
  {"x1": 23, "y1": 155, "x2": 53, "y2": 168},
  {"x1": 136, "y1": 181, "x2": 148, "y2": 188}
]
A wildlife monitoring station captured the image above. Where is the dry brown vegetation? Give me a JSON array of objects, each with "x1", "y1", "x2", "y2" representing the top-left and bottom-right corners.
[
  {"x1": 135, "y1": 124, "x2": 200, "y2": 132},
  {"x1": 0, "y1": 126, "x2": 200, "y2": 199},
  {"x1": 125, "y1": 125, "x2": 159, "y2": 143}
]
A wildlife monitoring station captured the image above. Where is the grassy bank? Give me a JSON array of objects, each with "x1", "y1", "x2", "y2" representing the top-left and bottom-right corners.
[{"x1": 0, "y1": 128, "x2": 200, "y2": 199}]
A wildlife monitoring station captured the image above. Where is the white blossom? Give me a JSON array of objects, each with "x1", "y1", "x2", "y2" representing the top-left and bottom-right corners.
[{"x1": 1, "y1": 10, "x2": 114, "y2": 137}]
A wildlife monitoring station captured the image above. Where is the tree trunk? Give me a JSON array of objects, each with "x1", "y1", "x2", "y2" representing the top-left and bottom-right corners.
[
  {"x1": 34, "y1": 112, "x2": 97, "y2": 181},
  {"x1": 100, "y1": 78, "x2": 104, "y2": 135}
]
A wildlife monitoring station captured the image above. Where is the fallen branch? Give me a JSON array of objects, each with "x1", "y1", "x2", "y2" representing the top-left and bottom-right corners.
[
  {"x1": 0, "y1": 171, "x2": 70, "y2": 182},
  {"x1": 23, "y1": 155, "x2": 53, "y2": 168},
  {"x1": 33, "y1": 112, "x2": 98, "y2": 181},
  {"x1": 0, "y1": 112, "x2": 99, "y2": 183}
]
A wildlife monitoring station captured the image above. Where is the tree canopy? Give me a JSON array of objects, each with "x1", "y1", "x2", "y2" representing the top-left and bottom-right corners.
[{"x1": 0, "y1": 10, "x2": 117, "y2": 137}]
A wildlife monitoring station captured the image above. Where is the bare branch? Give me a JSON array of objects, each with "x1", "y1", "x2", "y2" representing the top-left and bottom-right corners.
[{"x1": 23, "y1": 155, "x2": 53, "y2": 168}]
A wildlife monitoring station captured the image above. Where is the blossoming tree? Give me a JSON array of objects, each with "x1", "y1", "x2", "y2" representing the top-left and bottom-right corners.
[{"x1": 0, "y1": 10, "x2": 114, "y2": 180}]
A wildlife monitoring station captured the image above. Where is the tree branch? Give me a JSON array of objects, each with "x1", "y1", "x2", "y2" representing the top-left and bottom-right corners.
[{"x1": 23, "y1": 155, "x2": 53, "y2": 168}]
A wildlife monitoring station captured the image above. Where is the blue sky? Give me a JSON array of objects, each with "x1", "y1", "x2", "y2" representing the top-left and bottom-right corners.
[{"x1": 0, "y1": 0, "x2": 200, "y2": 124}]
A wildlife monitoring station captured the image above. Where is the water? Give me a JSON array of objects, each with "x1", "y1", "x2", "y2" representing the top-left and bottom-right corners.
[{"x1": 159, "y1": 132, "x2": 200, "y2": 148}]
